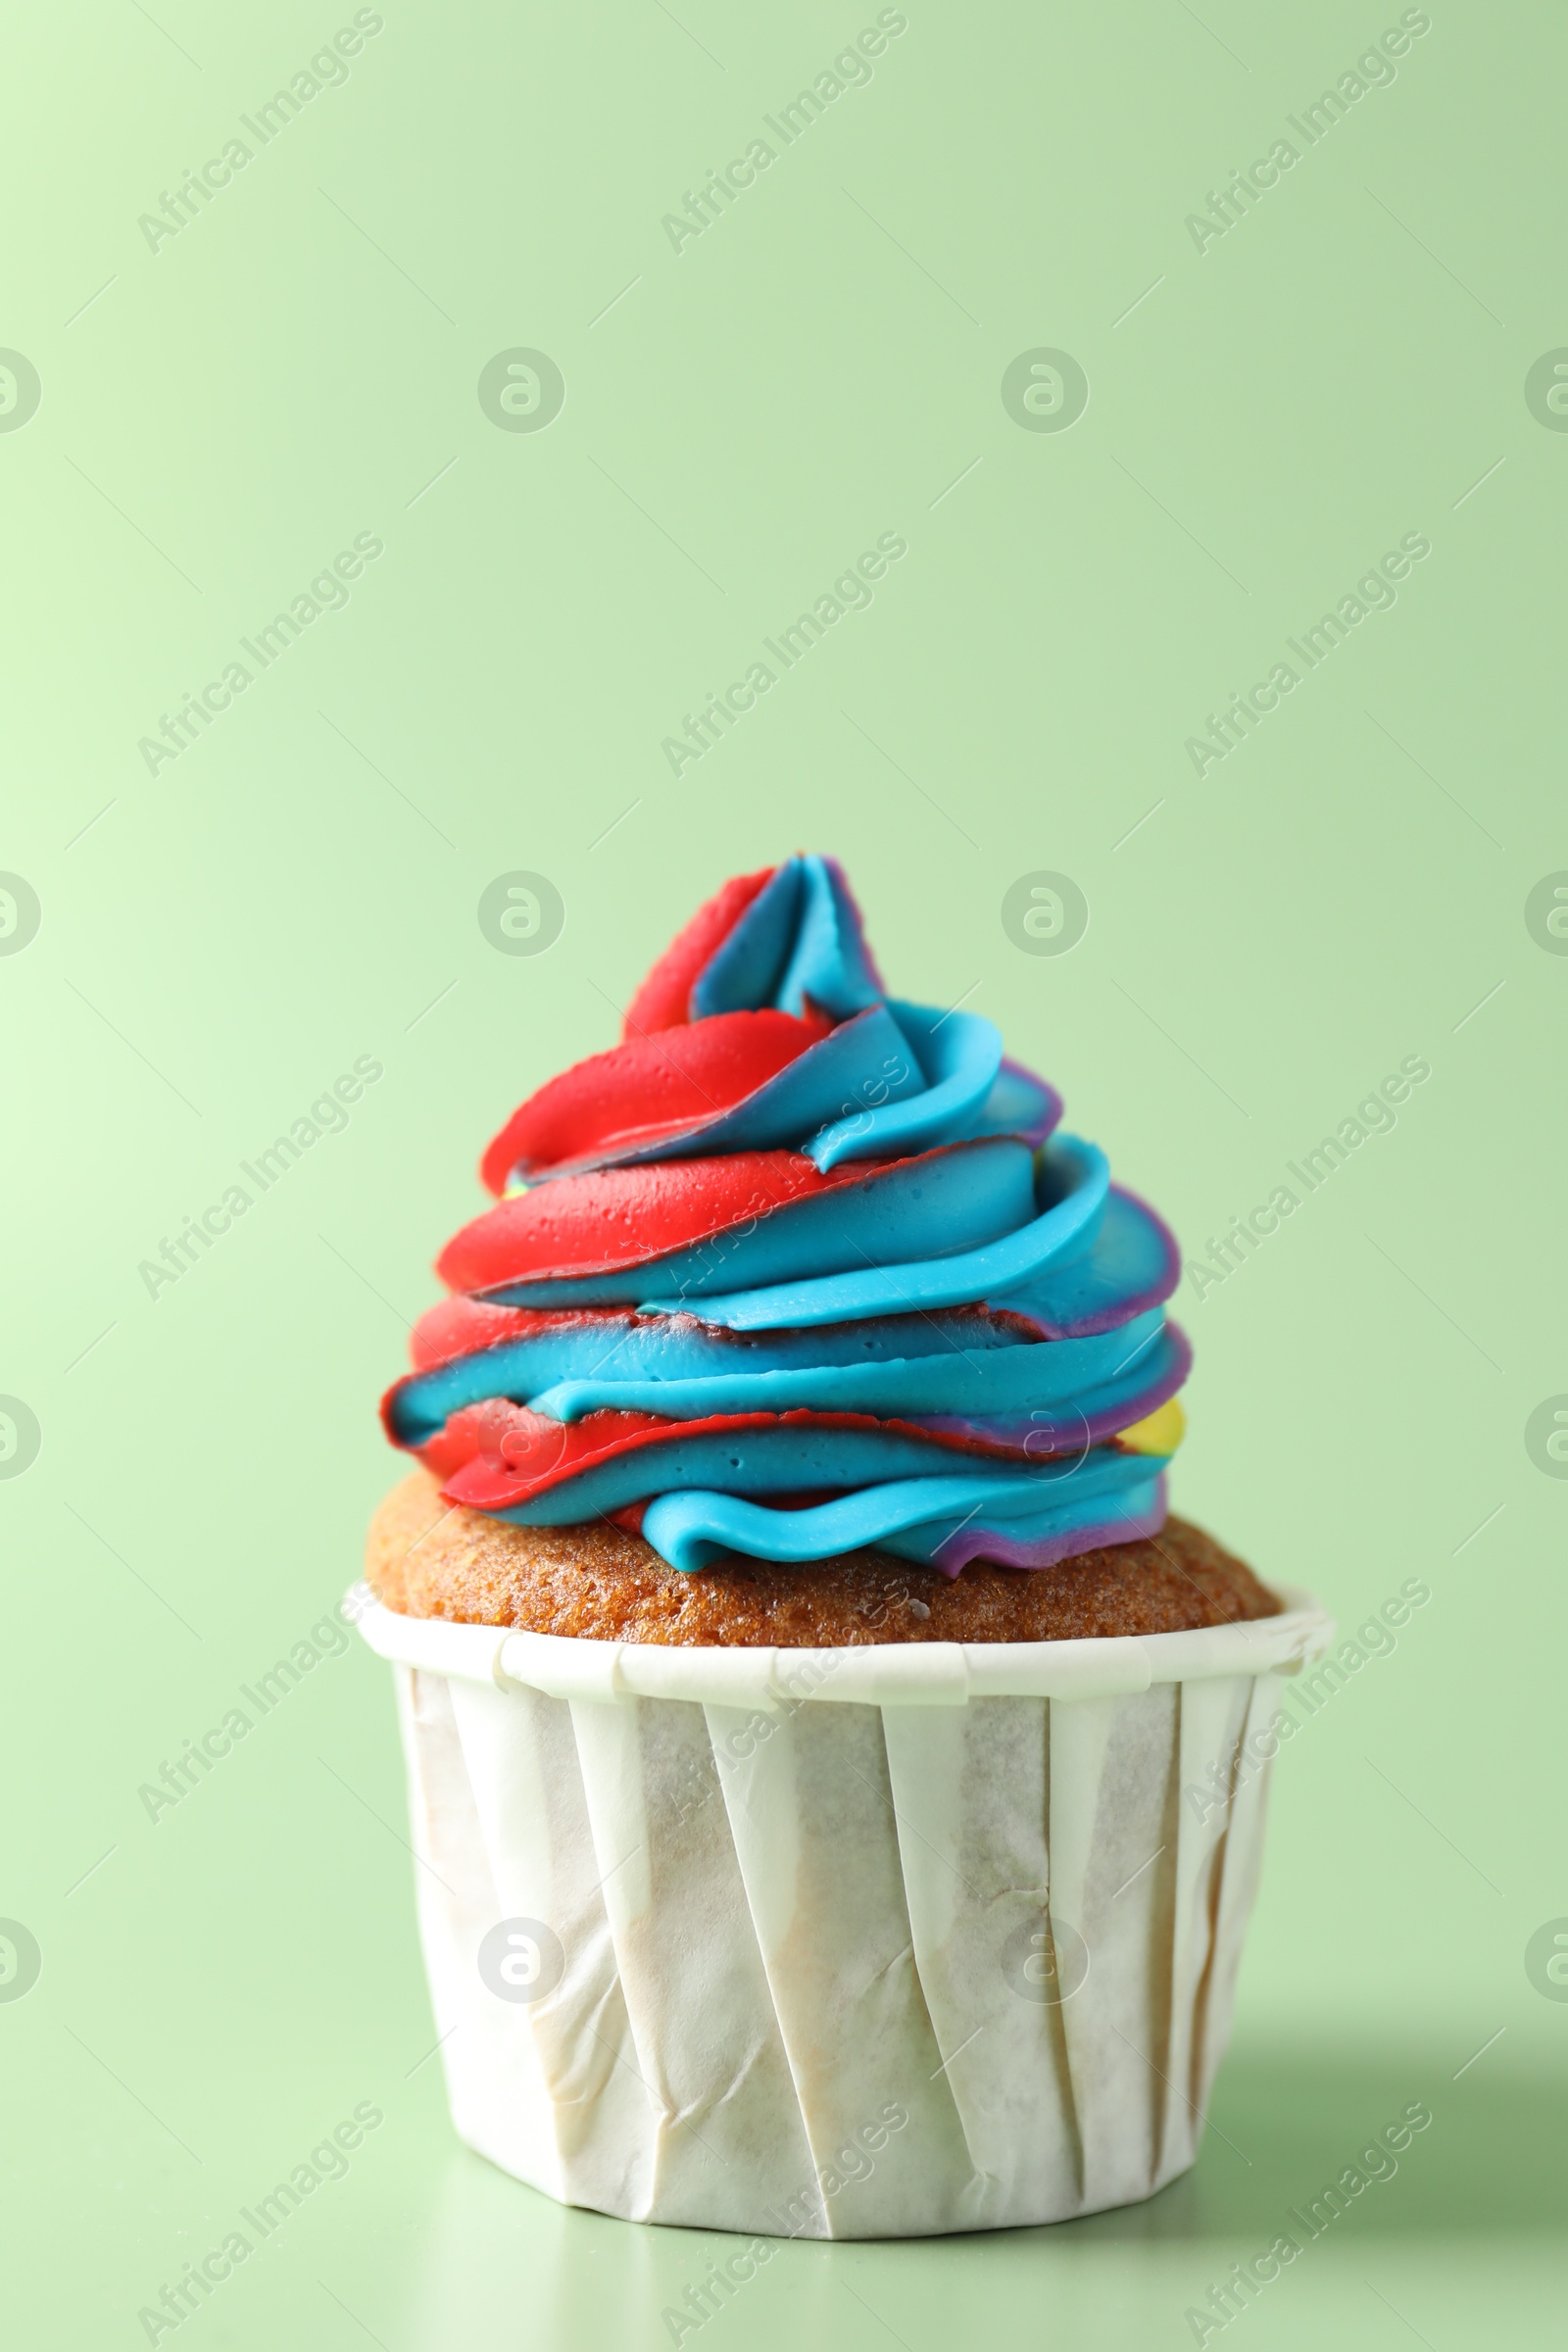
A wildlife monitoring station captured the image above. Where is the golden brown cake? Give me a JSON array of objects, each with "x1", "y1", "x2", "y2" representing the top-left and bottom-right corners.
[{"x1": 367, "y1": 1467, "x2": 1280, "y2": 1646}]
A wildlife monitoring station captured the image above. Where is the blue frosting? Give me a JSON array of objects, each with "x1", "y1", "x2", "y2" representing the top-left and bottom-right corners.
[
  {"x1": 639, "y1": 1454, "x2": 1168, "y2": 1576},
  {"x1": 636, "y1": 1137, "x2": 1111, "y2": 1326},
  {"x1": 392, "y1": 1307, "x2": 1180, "y2": 1447},
  {"x1": 808, "y1": 1000, "x2": 1003, "y2": 1170},
  {"x1": 691, "y1": 857, "x2": 884, "y2": 1022}
]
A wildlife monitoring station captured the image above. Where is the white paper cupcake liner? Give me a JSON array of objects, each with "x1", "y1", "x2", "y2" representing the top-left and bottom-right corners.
[{"x1": 355, "y1": 1588, "x2": 1333, "y2": 2237}]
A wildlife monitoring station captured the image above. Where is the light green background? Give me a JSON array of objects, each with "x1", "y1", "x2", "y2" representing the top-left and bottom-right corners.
[{"x1": 4, "y1": 1, "x2": 1564, "y2": 2343}]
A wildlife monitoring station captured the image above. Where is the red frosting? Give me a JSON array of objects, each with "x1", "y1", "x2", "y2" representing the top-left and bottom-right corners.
[
  {"x1": 407, "y1": 1296, "x2": 630, "y2": 1372},
  {"x1": 438, "y1": 1148, "x2": 909, "y2": 1296},
  {"x1": 425, "y1": 1396, "x2": 1036, "y2": 1512},
  {"x1": 619, "y1": 863, "x2": 778, "y2": 1037},
  {"x1": 477, "y1": 1004, "x2": 831, "y2": 1193}
]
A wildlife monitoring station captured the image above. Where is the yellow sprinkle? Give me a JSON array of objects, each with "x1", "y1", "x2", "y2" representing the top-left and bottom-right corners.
[{"x1": 1118, "y1": 1397, "x2": 1186, "y2": 1456}]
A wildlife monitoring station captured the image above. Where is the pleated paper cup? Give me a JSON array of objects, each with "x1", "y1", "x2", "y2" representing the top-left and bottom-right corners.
[{"x1": 355, "y1": 1590, "x2": 1333, "y2": 2238}]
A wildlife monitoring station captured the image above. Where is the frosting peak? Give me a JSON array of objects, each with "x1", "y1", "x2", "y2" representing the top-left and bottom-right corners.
[
  {"x1": 624, "y1": 855, "x2": 883, "y2": 1031},
  {"x1": 383, "y1": 856, "x2": 1189, "y2": 1577}
]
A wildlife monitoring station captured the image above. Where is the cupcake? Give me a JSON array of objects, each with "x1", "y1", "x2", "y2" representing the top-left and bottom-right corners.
[{"x1": 359, "y1": 855, "x2": 1331, "y2": 2236}]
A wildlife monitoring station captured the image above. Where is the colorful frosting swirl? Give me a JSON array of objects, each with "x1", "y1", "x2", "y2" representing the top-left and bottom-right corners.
[{"x1": 382, "y1": 856, "x2": 1190, "y2": 1576}]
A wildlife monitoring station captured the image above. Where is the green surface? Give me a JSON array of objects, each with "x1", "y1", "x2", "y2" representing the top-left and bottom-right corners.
[{"x1": 4, "y1": 1, "x2": 1565, "y2": 2343}]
